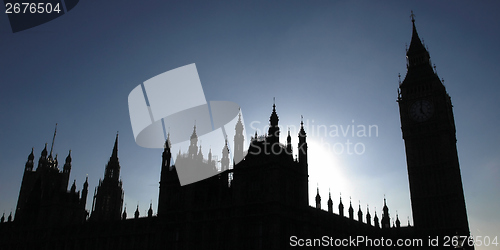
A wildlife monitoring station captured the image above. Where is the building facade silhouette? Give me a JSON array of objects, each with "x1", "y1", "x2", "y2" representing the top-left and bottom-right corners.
[{"x1": 0, "y1": 16, "x2": 473, "y2": 249}]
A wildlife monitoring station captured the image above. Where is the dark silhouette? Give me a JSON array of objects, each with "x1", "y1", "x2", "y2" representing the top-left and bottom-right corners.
[{"x1": 0, "y1": 14, "x2": 473, "y2": 250}]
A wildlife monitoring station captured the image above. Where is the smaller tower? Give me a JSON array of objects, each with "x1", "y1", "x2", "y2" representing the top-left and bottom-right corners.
[
  {"x1": 327, "y1": 189, "x2": 333, "y2": 213},
  {"x1": 315, "y1": 187, "x2": 321, "y2": 209},
  {"x1": 221, "y1": 139, "x2": 230, "y2": 172},
  {"x1": 122, "y1": 207, "x2": 127, "y2": 220},
  {"x1": 25, "y1": 148, "x2": 34, "y2": 172},
  {"x1": 234, "y1": 112, "x2": 245, "y2": 164},
  {"x1": 267, "y1": 99, "x2": 280, "y2": 145},
  {"x1": 63, "y1": 150, "x2": 72, "y2": 174},
  {"x1": 188, "y1": 125, "x2": 198, "y2": 159},
  {"x1": 298, "y1": 116, "x2": 308, "y2": 168},
  {"x1": 366, "y1": 205, "x2": 372, "y2": 226},
  {"x1": 134, "y1": 205, "x2": 139, "y2": 219},
  {"x1": 148, "y1": 202, "x2": 153, "y2": 218},
  {"x1": 338, "y1": 194, "x2": 344, "y2": 217},
  {"x1": 396, "y1": 213, "x2": 401, "y2": 228},
  {"x1": 70, "y1": 180, "x2": 76, "y2": 193},
  {"x1": 374, "y1": 209, "x2": 380, "y2": 228},
  {"x1": 286, "y1": 128, "x2": 292, "y2": 155},
  {"x1": 357, "y1": 202, "x2": 363, "y2": 222},
  {"x1": 81, "y1": 176, "x2": 88, "y2": 209},
  {"x1": 348, "y1": 197, "x2": 354, "y2": 220},
  {"x1": 381, "y1": 198, "x2": 390, "y2": 229}
]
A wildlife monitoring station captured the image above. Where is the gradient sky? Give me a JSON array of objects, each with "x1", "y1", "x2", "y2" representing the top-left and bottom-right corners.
[{"x1": 1, "y1": 1, "x2": 499, "y2": 248}]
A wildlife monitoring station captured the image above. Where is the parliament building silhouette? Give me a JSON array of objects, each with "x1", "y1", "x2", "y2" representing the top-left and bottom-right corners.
[{"x1": 0, "y1": 15, "x2": 472, "y2": 249}]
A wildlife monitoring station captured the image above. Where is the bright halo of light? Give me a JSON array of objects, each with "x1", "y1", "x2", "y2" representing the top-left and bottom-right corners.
[{"x1": 307, "y1": 139, "x2": 351, "y2": 207}]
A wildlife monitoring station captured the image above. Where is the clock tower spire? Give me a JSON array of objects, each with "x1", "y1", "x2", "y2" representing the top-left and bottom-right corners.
[{"x1": 397, "y1": 12, "x2": 471, "y2": 241}]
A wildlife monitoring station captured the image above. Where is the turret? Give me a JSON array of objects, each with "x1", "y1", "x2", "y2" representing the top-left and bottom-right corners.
[
  {"x1": 70, "y1": 180, "x2": 76, "y2": 193},
  {"x1": 348, "y1": 197, "x2": 354, "y2": 220},
  {"x1": 37, "y1": 143, "x2": 48, "y2": 169},
  {"x1": 188, "y1": 125, "x2": 198, "y2": 158},
  {"x1": 63, "y1": 150, "x2": 72, "y2": 174},
  {"x1": 221, "y1": 139, "x2": 230, "y2": 172},
  {"x1": 315, "y1": 187, "x2": 321, "y2": 209},
  {"x1": 25, "y1": 148, "x2": 34, "y2": 172},
  {"x1": 338, "y1": 194, "x2": 344, "y2": 217},
  {"x1": 298, "y1": 116, "x2": 308, "y2": 168},
  {"x1": 267, "y1": 99, "x2": 280, "y2": 145},
  {"x1": 148, "y1": 202, "x2": 153, "y2": 218},
  {"x1": 381, "y1": 198, "x2": 390, "y2": 229},
  {"x1": 374, "y1": 210, "x2": 380, "y2": 228},
  {"x1": 366, "y1": 205, "x2": 371, "y2": 226},
  {"x1": 234, "y1": 112, "x2": 245, "y2": 164},
  {"x1": 134, "y1": 205, "x2": 140, "y2": 219},
  {"x1": 327, "y1": 190, "x2": 333, "y2": 213},
  {"x1": 357, "y1": 203, "x2": 363, "y2": 222},
  {"x1": 81, "y1": 176, "x2": 88, "y2": 209},
  {"x1": 286, "y1": 128, "x2": 292, "y2": 155},
  {"x1": 104, "y1": 133, "x2": 120, "y2": 182},
  {"x1": 122, "y1": 207, "x2": 127, "y2": 220},
  {"x1": 396, "y1": 213, "x2": 401, "y2": 228}
]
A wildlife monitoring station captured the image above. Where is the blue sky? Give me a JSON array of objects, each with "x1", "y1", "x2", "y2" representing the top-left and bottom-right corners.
[{"x1": 1, "y1": 1, "x2": 499, "y2": 247}]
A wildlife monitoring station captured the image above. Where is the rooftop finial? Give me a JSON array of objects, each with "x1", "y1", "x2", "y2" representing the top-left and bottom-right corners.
[
  {"x1": 49, "y1": 123, "x2": 58, "y2": 157},
  {"x1": 410, "y1": 10, "x2": 415, "y2": 23}
]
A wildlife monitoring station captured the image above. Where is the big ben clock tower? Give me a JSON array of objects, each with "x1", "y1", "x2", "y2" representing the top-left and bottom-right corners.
[{"x1": 398, "y1": 13, "x2": 471, "y2": 241}]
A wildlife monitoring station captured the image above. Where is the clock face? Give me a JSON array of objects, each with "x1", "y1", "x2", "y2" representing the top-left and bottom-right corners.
[{"x1": 409, "y1": 99, "x2": 434, "y2": 122}]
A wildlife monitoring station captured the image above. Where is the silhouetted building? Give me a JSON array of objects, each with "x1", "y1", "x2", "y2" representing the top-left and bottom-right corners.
[
  {"x1": 90, "y1": 133, "x2": 124, "y2": 222},
  {"x1": 13, "y1": 125, "x2": 88, "y2": 228},
  {"x1": 0, "y1": 14, "x2": 473, "y2": 250},
  {"x1": 397, "y1": 13, "x2": 471, "y2": 243}
]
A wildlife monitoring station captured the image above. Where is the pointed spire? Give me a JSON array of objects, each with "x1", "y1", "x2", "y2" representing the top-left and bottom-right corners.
[
  {"x1": 25, "y1": 148, "x2": 35, "y2": 171},
  {"x1": 135, "y1": 205, "x2": 140, "y2": 219},
  {"x1": 41, "y1": 143, "x2": 48, "y2": 157},
  {"x1": 1, "y1": 212, "x2": 4, "y2": 223},
  {"x1": 104, "y1": 133, "x2": 121, "y2": 181},
  {"x1": 406, "y1": 11, "x2": 431, "y2": 68},
  {"x1": 49, "y1": 123, "x2": 57, "y2": 158},
  {"x1": 148, "y1": 202, "x2": 153, "y2": 218},
  {"x1": 348, "y1": 197, "x2": 354, "y2": 220},
  {"x1": 235, "y1": 110, "x2": 244, "y2": 132},
  {"x1": 286, "y1": 128, "x2": 292, "y2": 155},
  {"x1": 28, "y1": 148, "x2": 34, "y2": 161},
  {"x1": 268, "y1": 98, "x2": 280, "y2": 143},
  {"x1": 315, "y1": 185, "x2": 321, "y2": 209},
  {"x1": 382, "y1": 196, "x2": 390, "y2": 229},
  {"x1": 396, "y1": 212, "x2": 401, "y2": 228},
  {"x1": 111, "y1": 132, "x2": 119, "y2": 160},
  {"x1": 366, "y1": 204, "x2": 372, "y2": 226},
  {"x1": 65, "y1": 150, "x2": 72, "y2": 163},
  {"x1": 357, "y1": 201, "x2": 363, "y2": 222},
  {"x1": 164, "y1": 132, "x2": 171, "y2": 149},
  {"x1": 338, "y1": 193, "x2": 344, "y2": 217},
  {"x1": 190, "y1": 124, "x2": 197, "y2": 140},
  {"x1": 327, "y1": 189, "x2": 333, "y2": 213},
  {"x1": 71, "y1": 180, "x2": 76, "y2": 193},
  {"x1": 122, "y1": 207, "x2": 127, "y2": 220}
]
